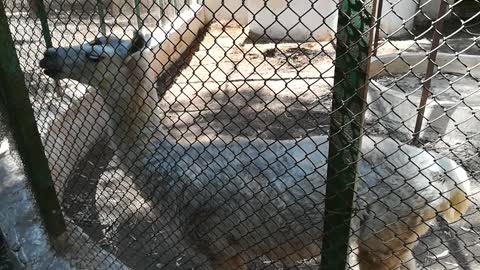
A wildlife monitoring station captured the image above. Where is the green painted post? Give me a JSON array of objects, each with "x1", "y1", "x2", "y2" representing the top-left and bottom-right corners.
[
  {"x1": 0, "y1": 1, "x2": 66, "y2": 241},
  {"x1": 33, "y1": 0, "x2": 52, "y2": 48},
  {"x1": 320, "y1": 0, "x2": 375, "y2": 268},
  {"x1": 134, "y1": 0, "x2": 142, "y2": 29},
  {"x1": 97, "y1": 0, "x2": 107, "y2": 35}
]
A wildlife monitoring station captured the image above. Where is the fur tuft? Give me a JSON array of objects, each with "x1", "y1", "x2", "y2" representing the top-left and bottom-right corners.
[
  {"x1": 445, "y1": 186, "x2": 470, "y2": 222},
  {"x1": 437, "y1": 157, "x2": 471, "y2": 223},
  {"x1": 0, "y1": 138, "x2": 10, "y2": 155}
]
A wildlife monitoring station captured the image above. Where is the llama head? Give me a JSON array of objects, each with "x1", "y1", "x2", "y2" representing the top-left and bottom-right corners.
[{"x1": 39, "y1": 32, "x2": 148, "y2": 87}]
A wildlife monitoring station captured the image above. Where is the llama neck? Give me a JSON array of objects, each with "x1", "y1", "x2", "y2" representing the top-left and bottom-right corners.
[{"x1": 102, "y1": 53, "x2": 165, "y2": 163}]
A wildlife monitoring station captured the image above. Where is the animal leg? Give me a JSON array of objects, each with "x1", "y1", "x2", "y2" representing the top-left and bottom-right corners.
[
  {"x1": 358, "y1": 243, "x2": 416, "y2": 270},
  {"x1": 211, "y1": 254, "x2": 248, "y2": 270},
  {"x1": 358, "y1": 207, "x2": 438, "y2": 270}
]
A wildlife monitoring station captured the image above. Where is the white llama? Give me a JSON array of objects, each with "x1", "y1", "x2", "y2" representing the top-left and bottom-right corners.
[{"x1": 39, "y1": 7, "x2": 471, "y2": 270}]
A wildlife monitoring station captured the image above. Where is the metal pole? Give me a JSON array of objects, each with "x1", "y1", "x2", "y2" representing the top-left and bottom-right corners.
[
  {"x1": 97, "y1": 0, "x2": 106, "y2": 35},
  {"x1": 320, "y1": 0, "x2": 376, "y2": 268},
  {"x1": 0, "y1": 1, "x2": 66, "y2": 241},
  {"x1": 32, "y1": 0, "x2": 52, "y2": 48},
  {"x1": 134, "y1": 0, "x2": 142, "y2": 29},
  {"x1": 412, "y1": 0, "x2": 449, "y2": 142}
]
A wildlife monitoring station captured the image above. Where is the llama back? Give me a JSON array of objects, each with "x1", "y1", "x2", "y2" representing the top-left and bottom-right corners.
[
  {"x1": 146, "y1": 135, "x2": 470, "y2": 221},
  {"x1": 161, "y1": 135, "x2": 330, "y2": 262},
  {"x1": 143, "y1": 136, "x2": 468, "y2": 218},
  {"x1": 146, "y1": 135, "x2": 330, "y2": 209}
]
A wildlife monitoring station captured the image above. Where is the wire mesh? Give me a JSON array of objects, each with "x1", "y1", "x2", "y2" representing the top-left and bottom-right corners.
[{"x1": 3, "y1": 0, "x2": 480, "y2": 269}]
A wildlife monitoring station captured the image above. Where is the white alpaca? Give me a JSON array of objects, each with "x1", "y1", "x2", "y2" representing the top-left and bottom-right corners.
[{"x1": 39, "y1": 6, "x2": 471, "y2": 270}]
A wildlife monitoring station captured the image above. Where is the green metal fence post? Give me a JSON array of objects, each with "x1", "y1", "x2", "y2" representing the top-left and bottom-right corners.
[
  {"x1": 320, "y1": 0, "x2": 375, "y2": 268},
  {"x1": 0, "y1": 1, "x2": 66, "y2": 242},
  {"x1": 97, "y1": 0, "x2": 107, "y2": 35},
  {"x1": 134, "y1": 0, "x2": 142, "y2": 29},
  {"x1": 33, "y1": 0, "x2": 52, "y2": 48}
]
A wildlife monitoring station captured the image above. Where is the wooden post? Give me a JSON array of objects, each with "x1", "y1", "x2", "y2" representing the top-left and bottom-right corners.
[
  {"x1": 0, "y1": 1, "x2": 66, "y2": 241},
  {"x1": 412, "y1": 0, "x2": 449, "y2": 142},
  {"x1": 320, "y1": 0, "x2": 375, "y2": 268}
]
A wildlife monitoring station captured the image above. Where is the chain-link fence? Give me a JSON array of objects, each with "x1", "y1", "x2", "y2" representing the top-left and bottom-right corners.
[{"x1": 1, "y1": 0, "x2": 480, "y2": 269}]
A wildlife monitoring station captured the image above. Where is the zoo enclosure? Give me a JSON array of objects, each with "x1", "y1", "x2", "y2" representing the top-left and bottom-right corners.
[{"x1": 1, "y1": 0, "x2": 480, "y2": 269}]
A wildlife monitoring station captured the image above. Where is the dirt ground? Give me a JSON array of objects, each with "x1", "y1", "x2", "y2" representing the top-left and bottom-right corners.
[{"x1": 7, "y1": 9, "x2": 480, "y2": 269}]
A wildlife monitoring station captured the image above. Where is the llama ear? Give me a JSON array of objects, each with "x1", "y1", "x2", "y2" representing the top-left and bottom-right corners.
[{"x1": 128, "y1": 31, "x2": 147, "y2": 55}]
